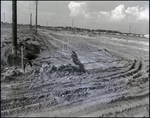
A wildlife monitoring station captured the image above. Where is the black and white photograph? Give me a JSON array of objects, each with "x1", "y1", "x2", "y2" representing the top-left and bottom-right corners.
[{"x1": 1, "y1": 1, "x2": 149, "y2": 117}]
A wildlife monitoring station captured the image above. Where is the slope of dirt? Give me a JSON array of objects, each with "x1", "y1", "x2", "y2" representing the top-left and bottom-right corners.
[{"x1": 1, "y1": 27, "x2": 149, "y2": 117}]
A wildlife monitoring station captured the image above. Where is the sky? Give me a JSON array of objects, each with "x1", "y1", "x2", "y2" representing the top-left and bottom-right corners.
[{"x1": 1, "y1": 1, "x2": 149, "y2": 34}]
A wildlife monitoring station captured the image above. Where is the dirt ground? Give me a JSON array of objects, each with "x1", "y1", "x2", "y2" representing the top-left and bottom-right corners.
[{"x1": 1, "y1": 26, "x2": 149, "y2": 117}]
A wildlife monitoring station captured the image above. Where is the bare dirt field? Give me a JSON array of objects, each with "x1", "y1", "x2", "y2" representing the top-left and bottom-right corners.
[{"x1": 1, "y1": 26, "x2": 149, "y2": 117}]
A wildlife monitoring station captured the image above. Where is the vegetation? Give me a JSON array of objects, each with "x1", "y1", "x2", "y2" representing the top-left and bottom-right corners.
[{"x1": 1, "y1": 21, "x2": 146, "y2": 36}]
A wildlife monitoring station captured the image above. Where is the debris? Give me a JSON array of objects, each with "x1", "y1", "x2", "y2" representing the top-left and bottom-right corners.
[
  {"x1": 71, "y1": 51, "x2": 86, "y2": 73},
  {"x1": 3, "y1": 67, "x2": 24, "y2": 82}
]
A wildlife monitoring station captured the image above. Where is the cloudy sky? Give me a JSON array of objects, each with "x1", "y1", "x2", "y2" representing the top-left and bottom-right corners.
[{"x1": 1, "y1": 1, "x2": 149, "y2": 34}]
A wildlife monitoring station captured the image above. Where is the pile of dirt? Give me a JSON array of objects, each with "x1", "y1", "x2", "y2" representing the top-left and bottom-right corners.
[
  {"x1": 50, "y1": 64, "x2": 86, "y2": 74},
  {"x1": 1, "y1": 36, "x2": 41, "y2": 67},
  {"x1": 1, "y1": 43, "x2": 20, "y2": 67},
  {"x1": 2, "y1": 67, "x2": 24, "y2": 83}
]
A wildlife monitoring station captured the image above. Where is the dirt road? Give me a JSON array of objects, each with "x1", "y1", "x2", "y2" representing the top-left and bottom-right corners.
[{"x1": 1, "y1": 27, "x2": 149, "y2": 117}]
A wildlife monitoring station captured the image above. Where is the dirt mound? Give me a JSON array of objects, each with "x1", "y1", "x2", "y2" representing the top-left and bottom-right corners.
[
  {"x1": 1, "y1": 36, "x2": 41, "y2": 67},
  {"x1": 1, "y1": 43, "x2": 21, "y2": 67},
  {"x1": 2, "y1": 67, "x2": 24, "y2": 83},
  {"x1": 50, "y1": 64, "x2": 86, "y2": 75}
]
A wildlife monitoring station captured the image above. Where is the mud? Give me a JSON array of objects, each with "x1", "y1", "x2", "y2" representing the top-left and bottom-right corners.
[{"x1": 1, "y1": 27, "x2": 149, "y2": 117}]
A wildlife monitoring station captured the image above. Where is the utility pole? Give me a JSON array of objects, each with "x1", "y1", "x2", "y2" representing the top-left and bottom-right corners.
[
  {"x1": 129, "y1": 25, "x2": 131, "y2": 33},
  {"x1": 47, "y1": 21, "x2": 48, "y2": 26},
  {"x1": 72, "y1": 19, "x2": 73, "y2": 28},
  {"x1": 21, "y1": 44, "x2": 24, "y2": 71},
  {"x1": 30, "y1": 13, "x2": 32, "y2": 29},
  {"x1": 35, "y1": 0, "x2": 38, "y2": 34},
  {"x1": 4, "y1": 12, "x2": 5, "y2": 23},
  {"x1": 12, "y1": 1, "x2": 17, "y2": 58}
]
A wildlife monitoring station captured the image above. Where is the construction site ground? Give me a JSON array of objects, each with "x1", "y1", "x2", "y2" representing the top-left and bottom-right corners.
[{"x1": 1, "y1": 26, "x2": 149, "y2": 117}]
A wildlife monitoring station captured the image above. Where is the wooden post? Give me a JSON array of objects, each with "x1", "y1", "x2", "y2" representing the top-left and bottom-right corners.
[
  {"x1": 30, "y1": 13, "x2": 32, "y2": 29},
  {"x1": 35, "y1": 0, "x2": 38, "y2": 34},
  {"x1": 4, "y1": 12, "x2": 5, "y2": 23},
  {"x1": 12, "y1": 1, "x2": 17, "y2": 58},
  {"x1": 72, "y1": 19, "x2": 74, "y2": 33},
  {"x1": 129, "y1": 25, "x2": 131, "y2": 33},
  {"x1": 63, "y1": 38, "x2": 64, "y2": 51},
  {"x1": 21, "y1": 45, "x2": 24, "y2": 71},
  {"x1": 72, "y1": 19, "x2": 73, "y2": 28}
]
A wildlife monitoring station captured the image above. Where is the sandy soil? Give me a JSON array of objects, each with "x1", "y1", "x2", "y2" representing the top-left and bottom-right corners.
[{"x1": 1, "y1": 27, "x2": 149, "y2": 117}]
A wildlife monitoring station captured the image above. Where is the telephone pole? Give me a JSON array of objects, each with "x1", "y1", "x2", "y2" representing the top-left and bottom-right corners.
[
  {"x1": 47, "y1": 21, "x2": 48, "y2": 26},
  {"x1": 35, "y1": 0, "x2": 38, "y2": 34},
  {"x1": 12, "y1": 1, "x2": 17, "y2": 57},
  {"x1": 72, "y1": 19, "x2": 74, "y2": 28},
  {"x1": 4, "y1": 12, "x2": 5, "y2": 23},
  {"x1": 30, "y1": 13, "x2": 32, "y2": 29},
  {"x1": 129, "y1": 25, "x2": 131, "y2": 33}
]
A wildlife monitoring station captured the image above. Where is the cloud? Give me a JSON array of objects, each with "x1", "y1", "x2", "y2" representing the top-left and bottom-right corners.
[
  {"x1": 84, "y1": 13, "x2": 93, "y2": 19},
  {"x1": 68, "y1": 1, "x2": 89, "y2": 17},
  {"x1": 125, "y1": 6, "x2": 149, "y2": 21},
  {"x1": 68, "y1": 2, "x2": 149, "y2": 22},
  {"x1": 98, "y1": 4, "x2": 126, "y2": 21},
  {"x1": 99, "y1": 11, "x2": 110, "y2": 20},
  {"x1": 110, "y1": 4, "x2": 126, "y2": 21},
  {"x1": 84, "y1": 12, "x2": 100, "y2": 19},
  {"x1": 99, "y1": 11, "x2": 110, "y2": 16},
  {"x1": 100, "y1": 5, "x2": 149, "y2": 22}
]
